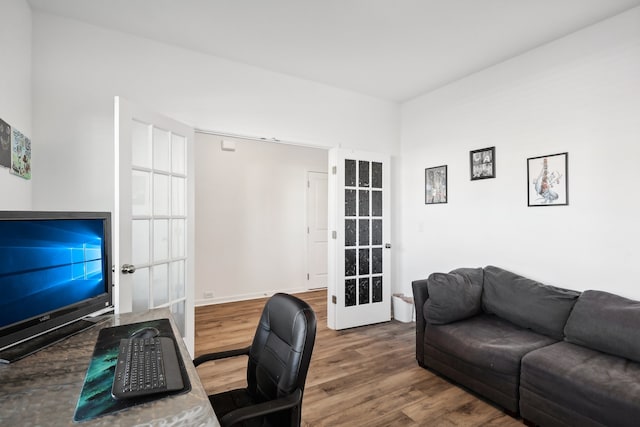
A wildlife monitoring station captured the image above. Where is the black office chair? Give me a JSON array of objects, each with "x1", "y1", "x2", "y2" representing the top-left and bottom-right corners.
[{"x1": 194, "y1": 293, "x2": 317, "y2": 427}]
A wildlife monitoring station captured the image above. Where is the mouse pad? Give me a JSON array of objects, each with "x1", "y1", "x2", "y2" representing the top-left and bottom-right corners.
[{"x1": 73, "y1": 318, "x2": 191, "y2": 423}]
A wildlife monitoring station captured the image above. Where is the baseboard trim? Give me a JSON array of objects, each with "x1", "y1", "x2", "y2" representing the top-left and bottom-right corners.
[{"x1": 195, "y1": 287, "x2": 320, "y2": 307}]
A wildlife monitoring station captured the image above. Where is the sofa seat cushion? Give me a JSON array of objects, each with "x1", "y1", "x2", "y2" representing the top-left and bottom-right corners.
[
  {"x1": 425, "y1": 313, "x2": 557, "y2": 376},
  {"x1": 521, "y1": 341, "x2": 640, "y2": 426}
]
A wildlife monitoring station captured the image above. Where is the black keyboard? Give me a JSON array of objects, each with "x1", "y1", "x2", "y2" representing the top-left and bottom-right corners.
[{"x1": 111, "y1": 337, "x2": 184, "y2": 400}]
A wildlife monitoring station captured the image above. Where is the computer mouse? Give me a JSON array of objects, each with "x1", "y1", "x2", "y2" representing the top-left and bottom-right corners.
[{"x1": 130, "y1": 326, "x2": 160, "y2": 339}]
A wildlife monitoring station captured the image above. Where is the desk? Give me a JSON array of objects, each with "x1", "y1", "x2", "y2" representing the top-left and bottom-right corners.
[{"x1": 0, "y1": 308, "x2": 220, "y2": 426}]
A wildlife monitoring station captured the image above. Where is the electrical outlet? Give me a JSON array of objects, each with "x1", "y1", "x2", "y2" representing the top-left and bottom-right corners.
[{"x1": 203, "y1": 291, "x2": 214, "y2": 299}]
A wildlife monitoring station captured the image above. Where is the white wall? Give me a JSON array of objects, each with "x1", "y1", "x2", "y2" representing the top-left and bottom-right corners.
[
  {"x1": 194, "y1": 133, "x2": 327, "y2": 304},
  {"x1": 31, "y1": 11, "x2": 399, "y2": 212},
  {"x1": 398, "y1": 7, "x2": 640, "y2": 299},
  {"x1": 0, "y1": 0, "x2": 32, "y2": 210}
]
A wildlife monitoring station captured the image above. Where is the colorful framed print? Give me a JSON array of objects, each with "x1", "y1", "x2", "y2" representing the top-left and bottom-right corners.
[
  {"x1": 10, "y1": 128, "x2": 31, "y2": 180},
  {"x1": 527, "y1": 152, "x2": 568, "y2": 206}
]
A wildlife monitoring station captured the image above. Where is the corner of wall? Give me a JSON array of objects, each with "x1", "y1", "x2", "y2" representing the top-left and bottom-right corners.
[{"x1": 0, "y1": 0, "x2": 32, "y2": 210}]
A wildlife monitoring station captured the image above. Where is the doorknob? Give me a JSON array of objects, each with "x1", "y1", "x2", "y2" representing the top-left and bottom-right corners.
[{"x1": 121, "y1": 264, "x2": 137, "y2": 274}]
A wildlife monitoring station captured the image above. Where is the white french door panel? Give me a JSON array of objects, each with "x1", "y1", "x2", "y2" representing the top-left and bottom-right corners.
[
  {"x1": 328, "y1": 148, "x2": 391, "y2": 330},
  {"x1": 114, "y1": 97, "x2": 195, "y2": 356},
  {"x1": 306, "y1": 171, "x2": 328, "y2": 290}
]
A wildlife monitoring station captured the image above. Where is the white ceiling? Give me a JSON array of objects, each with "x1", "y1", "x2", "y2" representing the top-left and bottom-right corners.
[{"x1": 27, "y1": 0, "x2": 640, "y2": 102}]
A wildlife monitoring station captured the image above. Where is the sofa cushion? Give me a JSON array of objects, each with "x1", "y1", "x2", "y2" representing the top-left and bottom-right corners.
[
  {"x1": 449, "y1": 267, "x2": 484, "y2": 287},
  {"x1": 424, "y1": 270, "x2": 482, "y2": 324},
  {"x1": 425, "y1": 313, "x2": 557, "y2": 376},
  {"x1": 564, "y1": 290, "x2": 640, "y2": 363},
  {"x1": 482, "y1": 265, "x2": 580, "y2": 340},
  {"x1": 424, "y1": 341, "x2": 521, "y2": 413},
  {"x1": 520, "y1": 341, "x2": 640, "y2": 427}
]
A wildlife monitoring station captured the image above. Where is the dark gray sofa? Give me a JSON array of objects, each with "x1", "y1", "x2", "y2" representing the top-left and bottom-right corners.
[{"x1": 412, "y1": 265, "x2": 640, "y2": 426}]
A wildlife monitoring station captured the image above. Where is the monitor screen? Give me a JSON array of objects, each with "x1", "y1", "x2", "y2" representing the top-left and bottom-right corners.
[{"x1": 0, "y1": 211, "x2": 113, "y2": 352}]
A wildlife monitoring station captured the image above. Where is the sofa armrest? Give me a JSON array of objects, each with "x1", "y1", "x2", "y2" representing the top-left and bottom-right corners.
[{"x1": 412, "y1": 279, "x2": 430, "y2": 366}]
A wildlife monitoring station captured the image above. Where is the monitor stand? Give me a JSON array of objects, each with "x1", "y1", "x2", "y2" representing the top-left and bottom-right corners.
[{"x1": 0, "y1": 316, "x2": 109, "y2": 364}]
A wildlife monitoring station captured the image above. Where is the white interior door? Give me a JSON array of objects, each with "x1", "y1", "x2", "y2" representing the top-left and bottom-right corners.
[
  {"x1": 307, "y1": 171, "x2": 328, "y2": 289},
  {"x1": 327, "y1": 148, "x2": 391, "y2": 330},
  {"x1": 114, "y1": 97, "x2": 195, "y2": 356}
]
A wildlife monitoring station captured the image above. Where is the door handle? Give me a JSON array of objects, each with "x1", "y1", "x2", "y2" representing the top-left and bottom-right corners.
[
  {"x1": 121, "y1": 264, "x2": 137, "y2": 274},
  {"x1": 385, "y1": 243, "x2": 392, "y2": 249}
]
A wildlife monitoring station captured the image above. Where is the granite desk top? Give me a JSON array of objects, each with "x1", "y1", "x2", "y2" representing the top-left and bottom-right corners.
[{"x1": 0, "y1": 308, "x2": 219, "y2": 427}]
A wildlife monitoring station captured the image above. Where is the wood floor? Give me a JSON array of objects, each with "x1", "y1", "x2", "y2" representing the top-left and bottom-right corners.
[{"x1": 195, "y1": 290, "x2": 523, "y2": 426}]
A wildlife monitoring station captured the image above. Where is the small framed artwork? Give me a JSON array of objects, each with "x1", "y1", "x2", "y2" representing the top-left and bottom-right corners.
[
  {"x1": 527, "y1": 152, "x2": 568, "y2": 206},
  {"x1": 425, "y1": 165, "x2": 447, "y2": 204},
  {"x1": 10, "y1": 128, "x2": 31, "y2": 180},
  {"x1": 470, "y1": 146, "x2": 495, "y2": 180},
  {"x1": 0, "y1": 118, "x2": 11, "y2": 168}
]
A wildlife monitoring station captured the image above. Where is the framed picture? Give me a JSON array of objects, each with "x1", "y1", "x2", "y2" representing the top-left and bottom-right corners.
[
  {"x1": 470, "y1": 146, "x2": 495, "y2": 180},
  {"x1": 10, "y1": 128, "x2": 31, "y2": 180},
  {"x1": 425, "y1": 165, "x2": 447, "y2": 204},
  {"x1": 527, "y1": 152, "x2": 568, "y2": 206},
  {"x1": 0, "y1": 118, "x2": 11, "y2": 168}
]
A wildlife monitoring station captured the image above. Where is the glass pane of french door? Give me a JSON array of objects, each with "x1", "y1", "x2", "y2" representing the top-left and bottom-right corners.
[
  {"x1": 130, "y1": 120, "x2": 188, "y2": 336},
  {"x1": 344, "y1": 159, "x2": 384, "y2": 307}
]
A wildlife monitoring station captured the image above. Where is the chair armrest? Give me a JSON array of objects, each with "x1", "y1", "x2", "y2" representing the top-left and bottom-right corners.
[
  {"x1": 193, "y1": 346, "x2": 251, "y2": 367},
  {"x1": 412, "y1": 279, "x2": 430, "y2": 366},
  {"x1": 219, "y1": 388, "x2": 303, "y2": 427}
]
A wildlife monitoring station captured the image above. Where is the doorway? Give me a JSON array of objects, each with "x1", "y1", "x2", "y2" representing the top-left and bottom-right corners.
[{"x1": 194, "y1": 133, "x2": 328, "y2": 303}]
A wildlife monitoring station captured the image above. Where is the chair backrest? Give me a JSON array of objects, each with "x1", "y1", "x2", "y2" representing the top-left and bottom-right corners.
[{"x1": 246, "y1": 293, "x2": 317, "y2": 403}]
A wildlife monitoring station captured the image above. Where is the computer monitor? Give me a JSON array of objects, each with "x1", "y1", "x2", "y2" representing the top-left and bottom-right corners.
[{"x1": 0, "y1": 211, "x2": 113, "y2": 361}]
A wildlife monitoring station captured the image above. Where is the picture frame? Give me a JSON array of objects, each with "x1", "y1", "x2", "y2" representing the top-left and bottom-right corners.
[
  {"x1": 10, "y1": 128, "x2": 31, "y2": 180},
  {"x1": 0, "y1": 118, "x2": 11, "y2": 168},
  {"x1": 470, "y1": 146, "x2": 495, "y2": 180},
  {"x1": 527, "y1": 152, "x2": 568, "y2": 206},
  {"x1": 425, "y1": 165, "x2": 447, "y2": 204}
]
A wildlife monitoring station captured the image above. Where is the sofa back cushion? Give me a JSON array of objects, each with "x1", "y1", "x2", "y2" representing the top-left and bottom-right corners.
[
  {"x1": 564, "y1": 290, "x2": 640, "y2": 363},
  {"x1": 482, "y1": 266, "x2": 580, "y2": 339},
  {"x1": 425, "y1": 268, "x2": 483, "y2": 325},
  {"x1": 449, "y1": 267, "x2": 484, "y2": 287}
]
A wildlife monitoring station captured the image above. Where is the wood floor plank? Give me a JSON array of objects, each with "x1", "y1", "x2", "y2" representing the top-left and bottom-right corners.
[{"x1": 195, "y1": 290, "x2": 523, "y2": 426}]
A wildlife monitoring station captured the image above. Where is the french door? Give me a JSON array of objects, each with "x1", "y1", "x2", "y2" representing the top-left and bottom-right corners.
[
  {"x1": 114, "y1": 97, "x2": 195, "y2": 356},
  {"x1": 327, "y1": 149, "x2": 391, "y2": 330}
]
